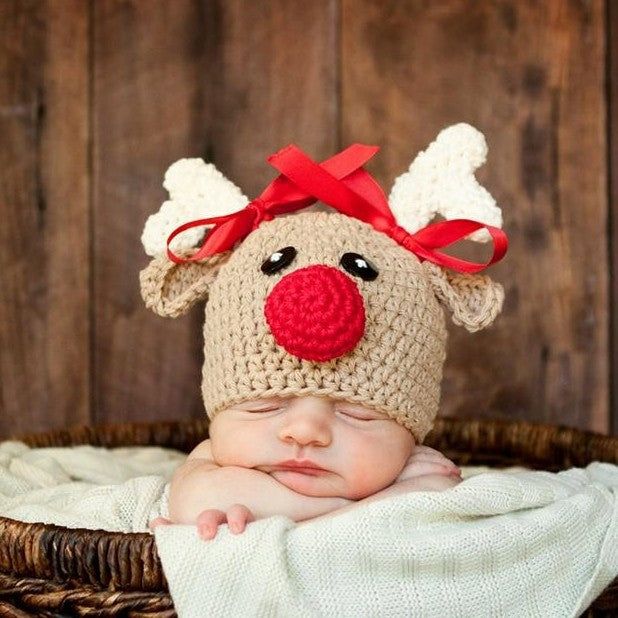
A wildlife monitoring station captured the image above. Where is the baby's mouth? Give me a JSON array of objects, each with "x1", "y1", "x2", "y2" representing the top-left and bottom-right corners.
[{"x1": 267, "y1": 460, "x2": 329, "y2": 476}]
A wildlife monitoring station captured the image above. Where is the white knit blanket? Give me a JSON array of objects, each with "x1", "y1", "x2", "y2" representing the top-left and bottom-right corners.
[
  {"x1": 155, "y1": 464, "x2": 618, "y2": 618},
  {"x1": 1, "y1": 441, "x2": 616, "y2": 616},
  {"x1": 0, "y1": 440, "x2": 181, "y2": 530}
]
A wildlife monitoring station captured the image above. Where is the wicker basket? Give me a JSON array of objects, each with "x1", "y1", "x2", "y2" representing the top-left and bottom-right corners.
[{"x1": 0, "y1": 417, "x2": 616, "y2": 617}]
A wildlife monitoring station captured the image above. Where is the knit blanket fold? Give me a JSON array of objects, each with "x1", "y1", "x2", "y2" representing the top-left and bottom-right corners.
[
  {"x1": 0, "y1": 440, "x2": 181, "y2": 531},
  {"x1": 154, "y1": 464, "x2": 618, "y2": 618},
  {"x1": 0, "y1": 440, "x2": 616, "y2": 617}
]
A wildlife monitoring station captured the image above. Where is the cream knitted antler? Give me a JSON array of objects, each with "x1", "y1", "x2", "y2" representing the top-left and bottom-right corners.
[
  {"x1": 388, "y1": 123, "x2": 502, "y2": 241},
  {"x1": 142, "y1": 125, "x2": 502, "y2": 257},
  {"x1": 141, "y1": 158, "x2": 249, "y2": 257}
]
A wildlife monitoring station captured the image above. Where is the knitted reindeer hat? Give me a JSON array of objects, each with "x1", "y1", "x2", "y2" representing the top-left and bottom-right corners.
[{"x1": 140, "y1": 124, "x2": 507, "y2": 442}]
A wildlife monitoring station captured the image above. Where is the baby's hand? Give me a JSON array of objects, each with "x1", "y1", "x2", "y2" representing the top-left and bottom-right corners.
[
  {"x1": 149, "y1": 516, "x2": 173, "y2": 531},
  {"x1": 148, "y1": 504, "x2": 255, "y2": 541},
  {"x1": 396, "y1": 445, "x2": 461, "y2": 482},
  {"x1": 196, "y1": 504, "x2": 255, "y2": 540}
]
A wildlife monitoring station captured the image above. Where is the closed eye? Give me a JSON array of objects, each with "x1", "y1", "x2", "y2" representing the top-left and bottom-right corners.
[
  {"x1": 247, "y1": 406, "x2": 281, "y2": 413},
  {"x1": 234, "y1": 399, "x2": 288, "y2": 415},
  {"x1": 335, "y1": 404, "x2": 386, "y2": 421}
]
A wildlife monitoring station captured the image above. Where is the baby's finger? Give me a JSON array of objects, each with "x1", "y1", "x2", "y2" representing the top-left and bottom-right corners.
[
  {"x1": 408, "y1": 448, "x2": 460, "y2": 471},
  {"x1": 413, "y1": 445, "x2": 444, "y2": 455},
  {"x1": 411, "y1": 445, "x2": 458, "y2": 464},
  {"x1": 400, "y1": 460, "x2": 462, "y2": 480},
  {"x1": 410, "y1": 456, "x2": 461, "y2": 475},
  {"x1": 148, "y1": 517, "x2": 172, "y2": 531},
  {"x1": 226, "y1": 504, "x2": 255, "y2": 534},
  {"x1": 197, "y1": 509, "x2": 227, "y2": 540},
  {"x1": 408, "y1": 454, "x2": 458, "y2": 468}
]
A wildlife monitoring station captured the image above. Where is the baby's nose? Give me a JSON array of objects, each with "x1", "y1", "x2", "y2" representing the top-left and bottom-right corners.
[{"x1": 278, "y1": 408, "x2": 332, "y2": 447}]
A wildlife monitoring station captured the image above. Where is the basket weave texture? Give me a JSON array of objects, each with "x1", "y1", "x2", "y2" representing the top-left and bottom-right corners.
[{"x1": 0, "y1": 417, "x2": 616, "y2": 617}]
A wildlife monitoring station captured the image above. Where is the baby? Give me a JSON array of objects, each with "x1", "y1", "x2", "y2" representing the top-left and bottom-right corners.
[
  {"x1": 152, "y1": 396, "x2": 460, "y2": 540},
  {"x1": 141, "y1": 134, "x2": 506, "y2": 541}
]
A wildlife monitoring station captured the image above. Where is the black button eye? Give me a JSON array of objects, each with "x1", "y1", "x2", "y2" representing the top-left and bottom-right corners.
[
  {"x1": 340, "y1": 253, "x2": 379, "y2": 281},
  {"x1": 261, "y1": 246, "x2": 297, "y2": 274}
]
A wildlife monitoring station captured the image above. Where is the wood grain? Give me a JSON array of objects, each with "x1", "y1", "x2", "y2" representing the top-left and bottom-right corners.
[
  {"x1": 610, "y1": 0, "x2": 618, "y2": 437},
  {"x1": 342, "y1": 0, "x2": 609, "y2": 432},
  {"x1": 91, "y1": 0, "x2": 214, "y2": 424},
  {"x1": 208, "y1": 0, "x2": 339, "y2": 196},
  {"x1": 0, "y1": 1, "x2": 90, "y2": 437},
  {"x1": 91, "y1": 0, "x2": 339, "y2": 424},
  {"x1": 0, "y1": 0, "x2": 614, "y2": 436}
]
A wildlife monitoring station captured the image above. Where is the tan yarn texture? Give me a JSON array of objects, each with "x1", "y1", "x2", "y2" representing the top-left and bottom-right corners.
[
  {"x1": 423, "y1": 262, "x2": 505, "y2": 333},
  {"x1": 140, "y1": 252, "x2": 229, "y2": 319},
  {"x1": 141, "y1": 211, "x2": 504, "y2": 443},
  {"x1": 202, "y1": 212, "x2": 447, "y2": 442}
]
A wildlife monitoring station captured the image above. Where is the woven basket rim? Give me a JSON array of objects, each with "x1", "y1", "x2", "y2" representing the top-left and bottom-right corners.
[{"x1": 1, "y1": 415, "x2": 616, "y2": 607}]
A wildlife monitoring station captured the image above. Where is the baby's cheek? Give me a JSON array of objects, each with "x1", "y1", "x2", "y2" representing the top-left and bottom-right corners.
[
  {"x1": 213, "y1": 434, "x2": 269, "y2": 469},
  {"x1": 343, "y1": 459, "x2": 401, "y2": 499},
  {"x1": 210, "y1": 436, "x2": 243, "y2": 467},
  {"x1": 211, "y1": 448, "x2": 248, "y2": 468},
  {"x1": 209, "y1": 419, "x2": 256, "y2": 466}
]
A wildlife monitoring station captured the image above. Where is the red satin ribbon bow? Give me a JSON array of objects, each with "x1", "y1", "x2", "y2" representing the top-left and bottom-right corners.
[{"x1": 167, "y1": 144, "x2": 508, "y2": 273}]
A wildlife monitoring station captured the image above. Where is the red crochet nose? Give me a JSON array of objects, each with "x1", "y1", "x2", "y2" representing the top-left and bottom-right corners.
[{"x1": 264, "y1": 265, "x2": 366, "y2": 362}]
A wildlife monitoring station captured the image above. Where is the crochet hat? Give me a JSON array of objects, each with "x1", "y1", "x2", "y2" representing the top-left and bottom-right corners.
[{"x1": 140, "y1": 124, "x2": 507, "y2": 442}]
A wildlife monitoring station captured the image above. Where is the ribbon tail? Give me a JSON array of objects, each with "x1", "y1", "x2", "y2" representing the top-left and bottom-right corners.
[
  {"x1": 166, "y1": 210, "x2": 254, "y2": 264},
  {"x1": 405, "y1": 220, "x2": 508, "y2": 274},
  {"x1": 320, "y1": 143, "x2": 380, "y2": 175}
]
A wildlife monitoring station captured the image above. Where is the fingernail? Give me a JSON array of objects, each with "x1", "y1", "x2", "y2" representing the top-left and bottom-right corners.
[{"x1": 199, "y1": 526, "x2": 215, "y2": 540}]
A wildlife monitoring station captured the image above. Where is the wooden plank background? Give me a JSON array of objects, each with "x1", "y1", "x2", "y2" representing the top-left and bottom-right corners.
[{"x1": 0, "y1": 0, "x2": 614, "y2": 438}]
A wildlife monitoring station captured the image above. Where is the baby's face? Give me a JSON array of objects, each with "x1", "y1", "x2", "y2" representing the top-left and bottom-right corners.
[{"x1": 208, "y1": 395, "x2": 415, "y2": 500}]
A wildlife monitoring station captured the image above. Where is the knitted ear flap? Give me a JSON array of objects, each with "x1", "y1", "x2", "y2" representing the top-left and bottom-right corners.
[
  {"x1": 422, "y1": 262, "x2": 504, "y2": 332},
  {"x1": 139, "y1": 251, "x2": 230, "y2": 319}
]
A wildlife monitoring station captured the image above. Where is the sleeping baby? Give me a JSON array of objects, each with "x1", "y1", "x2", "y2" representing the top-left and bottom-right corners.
[
  {"x1": 151, "y1": 395, "x2": 461, "y2": 539},
  {"x1": 140, "y1": 126, "x2": 507, "y2": 540}
]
